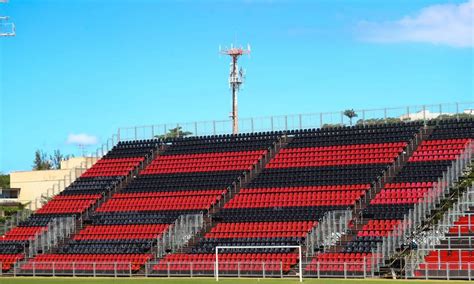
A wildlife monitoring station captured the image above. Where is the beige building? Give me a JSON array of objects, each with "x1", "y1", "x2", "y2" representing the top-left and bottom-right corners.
[{"x1": 10, "y1": 157, "x2": 97, "y2": 207}]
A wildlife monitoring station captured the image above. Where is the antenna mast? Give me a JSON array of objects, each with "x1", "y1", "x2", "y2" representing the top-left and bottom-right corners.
[
  {"x1": 0, "y1": 0, "x2": 15, "y2": 37},
  {"x1": 220, "y1": 44, "x2": 250, "y2": 134}
]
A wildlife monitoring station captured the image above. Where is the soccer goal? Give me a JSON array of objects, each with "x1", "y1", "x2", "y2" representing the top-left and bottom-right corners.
[{"x1": 215, "y1": 245, "x2": 303, "y2": 282}]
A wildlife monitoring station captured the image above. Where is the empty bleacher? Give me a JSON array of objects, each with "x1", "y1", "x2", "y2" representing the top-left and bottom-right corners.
[
  {"x1": 1, "y1": 140, "x2": 160, "y2": 272},
  {"x1": 19, "y1": 133, "x2": 279, "y2": 274},
  {"x1": 153, "y1": 122, "x2": 423, "y2": 275},
  {"x1": 2, "y1": 117, "x2": 473, "y2": 278}
]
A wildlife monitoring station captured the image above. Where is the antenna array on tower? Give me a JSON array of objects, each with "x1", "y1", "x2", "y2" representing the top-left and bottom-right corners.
[{"x1": 219, "y1": 44, "x2": 251, "y2": 134}]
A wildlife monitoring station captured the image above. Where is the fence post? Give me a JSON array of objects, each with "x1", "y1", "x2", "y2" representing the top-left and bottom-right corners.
[
  {"x1": 422, "y1": 105, "x2": 426, "y2": 123},
  {"x1": 280, "y1": 261, "x2": 282, "y2": 278},
  {"x1": 93, "y1": 262, "x2": 96, "y2": 277},
  {"x1": 456, "y1": 103, "x2": 459, "y2": 120},
  {"x1": 238, "y1": 262, "x2": 241, "y2": 278},
  {"x1": 317, "y1": 261, "x2": 320, "y2": 279},
  {"x1": 262, "y1": 262, "x2": 265, "y2": 278},
  {"x1": 446, "y1": 263, "x2": 450, "y2": 280},
  {"x1": 425, "y1": 261, "x2": 428, "y2": 280},
  {"x1": 469, "y1": 262, "x2": 472, "y2": 281},
  {"x1": 343, "y1": 262, "x2": 347, "y2": 279},
  {"x1": 363, "y1": 257, "x2": 366, "y2": 278},
  {"x1": 299, "y1": 114, "x2": 302, "y2": 129},
  {"x1": 190, "y1": 262, "x2": 193, "y2": 278},
  {"x1": 72, "y1": 262, "x2": 75, "y2": 277}
]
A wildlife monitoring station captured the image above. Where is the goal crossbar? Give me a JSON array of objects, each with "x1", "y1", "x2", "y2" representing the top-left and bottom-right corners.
[{"x1": 215, "y1": 245, "x2": 303, "y2": 282}]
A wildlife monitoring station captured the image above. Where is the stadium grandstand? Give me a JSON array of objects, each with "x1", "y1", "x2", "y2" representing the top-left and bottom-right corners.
[{"x1": 0, "y1": 103, "x2": 473, "y2": 281}]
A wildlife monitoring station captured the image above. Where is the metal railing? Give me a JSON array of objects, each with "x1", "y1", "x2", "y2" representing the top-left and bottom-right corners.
[
  {"x1": 404, "y1": 186, "x2": 474, "y2": 278},
  {"x1": 354, "y1": 125, "x2": 427, "y2": 217},
  {"x1": 305, "y1": 210, "x2": 353, "y2": 256},
  {"x1": 117, "y1": 102, "x2": 474, "y2": 141},
  {"x1": 373, "y1": 140, "x2": 474, "y2": 272},
  {"x1": 3, "y1": 260, "x2": 387, "y2": 278},
  {"x1": 27, "y1": 217, "x2": 77, "y2": 258},
  {"x1": 414, "y1": 262, "x2": 474, "y2": 280},
  {"x1": 155, "y1": 213, "x2": 205, "y2": 258},
  {"x1": 405, "y1": 249, "x2": 474, "y2": 280}
]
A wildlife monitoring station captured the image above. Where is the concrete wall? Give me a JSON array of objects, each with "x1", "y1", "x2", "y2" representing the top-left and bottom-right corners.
[{"x1": 10, "y1": 157, "x2": 97, "y2": 205}]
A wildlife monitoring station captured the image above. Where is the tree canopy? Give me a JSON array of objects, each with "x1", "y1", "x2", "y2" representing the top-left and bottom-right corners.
[
  {"x1": 155, "y1": 126, "x2": 192, "y2": 139},
  {"x1": 343, "y1": 109, "x2": 358, "y2": 126},
  {"x1": 0, "y1": 174, "x2": 10, "y2": 188},
  {"x1": 32, "y1": 149, "x2": 74, "y2": 170}
]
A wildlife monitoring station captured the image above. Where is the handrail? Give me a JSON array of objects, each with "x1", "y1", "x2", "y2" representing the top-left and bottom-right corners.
[{"x1": 374, "y1": 140, "x2": 474, "y2": 273}]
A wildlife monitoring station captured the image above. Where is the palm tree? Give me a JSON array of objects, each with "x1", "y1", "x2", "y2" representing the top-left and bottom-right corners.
[{"x1": 343, "y1": 109, "x2": 358, "y2": 126}]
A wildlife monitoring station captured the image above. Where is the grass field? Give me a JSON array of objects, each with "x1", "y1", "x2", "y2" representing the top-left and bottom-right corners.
[{"x1": 0, "y1": 278, "x2": 464, "y2": 284}]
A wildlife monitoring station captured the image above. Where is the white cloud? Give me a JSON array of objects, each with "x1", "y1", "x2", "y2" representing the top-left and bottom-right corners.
[
  {"x1": 358, "y1": 0, "x2": 473, "y2": 48},
  {"x1": 66, "y1": 133, "x2": 98, "y2": 146}
]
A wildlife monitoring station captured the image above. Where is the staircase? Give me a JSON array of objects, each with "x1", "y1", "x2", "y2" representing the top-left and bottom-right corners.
[
  {"x1": 321, "y1": 125, "x2": 434, "y2": 253},
  {"x1": 149, "y1": 135, "x2": 292, "y2": 257},
  {"x1": 182, "y1": 135, "x2": 291, "y2": 250},
  {"x1": 390, "y1": 164, "x2": 474, "y2": 277}
]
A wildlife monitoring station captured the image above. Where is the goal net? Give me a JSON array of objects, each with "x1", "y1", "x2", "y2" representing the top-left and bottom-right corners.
[{"x1": 215, "y1": 245, "x2": 303, "y2": 282}]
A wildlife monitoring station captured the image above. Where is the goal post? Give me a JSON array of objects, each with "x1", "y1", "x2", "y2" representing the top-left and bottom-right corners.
[{"x1": 215, "y1": 245, "x2": 303, "y2": 282}]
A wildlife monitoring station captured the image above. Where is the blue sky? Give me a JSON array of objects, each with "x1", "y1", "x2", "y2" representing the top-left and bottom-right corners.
[{"x1": 0, "y1": 0, "x2": 473, "y2": 173}]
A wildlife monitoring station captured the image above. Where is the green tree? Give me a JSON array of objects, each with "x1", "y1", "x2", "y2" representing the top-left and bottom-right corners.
[
  {"x1": 49, "y1": 149, "x2": 74, "y2": 169},
  {"x1": 0, "y1": 174, "x2": 10, "y2": 188},
  {"x1": 155, "y1": 126, "x2": 192, "y2": 139},
  {"x1": 356, "y1": 117, "x2": 402, "y2": 125},
  {"x1": 50, "y1": 149, "x2": 64, "y2": 170},
  {"x1": 321, "y1": 123, "x2": 341, "y2": 129},
  {"x1": 32, "y1": 150, "x2": 52, "y2": 170},
  {"x1": 343, "y1": 109, "x2": 358, "y2": 126}
]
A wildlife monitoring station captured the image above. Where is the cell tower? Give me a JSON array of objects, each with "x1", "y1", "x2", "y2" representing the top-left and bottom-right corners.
[
  {"x1": 220, "y1": 44, "x2": 251, "y2": 134},
  {"x1": 0, "y1": 0, "x2": 15, "y2": 37}
]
